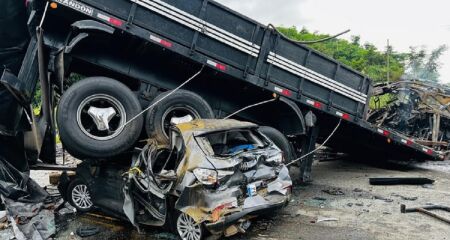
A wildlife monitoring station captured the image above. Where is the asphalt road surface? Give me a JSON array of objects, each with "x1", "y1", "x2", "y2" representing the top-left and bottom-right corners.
[{"x1": 31, "y1": 159, "x2": 450, "y2": 240}]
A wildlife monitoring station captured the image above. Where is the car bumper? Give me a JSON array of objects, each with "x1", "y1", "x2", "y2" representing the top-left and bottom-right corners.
[{"x1": 204, "y1": 193, "x2": 289, "y2": 234}]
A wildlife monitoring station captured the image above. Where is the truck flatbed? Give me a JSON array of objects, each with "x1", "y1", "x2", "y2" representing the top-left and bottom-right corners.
[{"x1": 33, "y1": 0, "x2": 444, "y2": 161}]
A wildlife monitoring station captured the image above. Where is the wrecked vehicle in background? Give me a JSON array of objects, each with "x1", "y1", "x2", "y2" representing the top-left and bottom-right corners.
[
  {"x1": 369, "y1": 80, "x2": 450, "y2": 155},
  {"x1": 59, "y1": 119, "x2": 292, "y2": 239}
]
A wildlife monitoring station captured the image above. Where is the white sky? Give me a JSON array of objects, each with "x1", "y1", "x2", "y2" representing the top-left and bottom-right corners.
[{"x1": 216, "y1": 0, "x2": 450, "y2": 83}]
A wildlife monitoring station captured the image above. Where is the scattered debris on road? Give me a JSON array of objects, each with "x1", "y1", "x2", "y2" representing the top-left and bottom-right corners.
[
  {"x1": 401, "y1": 204, "x2": 450, "y2": 225},
  {"x1": 322, "y1": 188, "x2": 345, "y2": 196},
  {"x1": 75, "y1": 226, "x2": 100, "y2": 238},
  {"x1": 373, "y1": 195, "x2": 394, "y2": 202},
  {"x1": 391, "y1": 193, "x2": 418, "y2": 201},
  {"x1": 315, "y1": 217, "x2": 339, "y2": 223},
  {"x1": 369, "y1": 177, "x2": 435, "y2": 185}
]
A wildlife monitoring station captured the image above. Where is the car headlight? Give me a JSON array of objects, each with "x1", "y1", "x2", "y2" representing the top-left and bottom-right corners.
[
  {"x1": 265, "y1": 152, "x2": 283, "y2": 164},
  {"x1": 193, "y1": 169, "x2": 234, "y2": 185}
]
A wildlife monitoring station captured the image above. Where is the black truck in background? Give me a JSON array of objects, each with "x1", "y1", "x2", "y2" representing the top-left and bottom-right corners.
[{"x1": 0, "y1": 0, "x2": 443, "y2": 171}]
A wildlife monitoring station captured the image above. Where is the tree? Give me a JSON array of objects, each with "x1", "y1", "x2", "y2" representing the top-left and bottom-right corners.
[
  {"x1": 403, "y1": 45, "x2": 447, "y2": 82},
  {"x1": 276, "y1": 27, "x2": 406, "y2": 83}
]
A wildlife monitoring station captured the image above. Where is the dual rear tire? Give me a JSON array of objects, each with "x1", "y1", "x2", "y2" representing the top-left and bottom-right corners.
[
  {"x1": 145, "y1": 90, "x2": 215, "y2": 145},
  {"x1": 57, "y1": 77, "x2": 214, "y2": 159},
  {"x1": 57, "y1": 77, "x2": 144, "y2": 159}
]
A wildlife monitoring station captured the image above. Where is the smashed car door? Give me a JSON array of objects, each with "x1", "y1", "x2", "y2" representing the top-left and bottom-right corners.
[{"x1": 123, "y1": 141, "x2": 177, "y2": 228}]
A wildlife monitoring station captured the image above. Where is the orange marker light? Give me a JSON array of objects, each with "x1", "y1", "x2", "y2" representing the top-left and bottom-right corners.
[{"x1": 50, "y1": 2, "x2": 58, "y2": 9}]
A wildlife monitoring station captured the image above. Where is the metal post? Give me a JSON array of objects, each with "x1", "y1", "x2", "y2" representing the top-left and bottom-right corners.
[
  {"x1": 299, "y1": 125, "x2": 319, "y2": 183},
  {"x1": 432, "y1": 113, "x2": 440, "y2": 142},
  {"x1": 386, "y1": 39, "x2": 390, "y2": 82}
]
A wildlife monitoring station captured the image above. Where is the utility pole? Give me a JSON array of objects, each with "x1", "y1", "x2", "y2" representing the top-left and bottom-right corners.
[{"x1": 387, "y1": 39, "x2": 390, "y2": 82}]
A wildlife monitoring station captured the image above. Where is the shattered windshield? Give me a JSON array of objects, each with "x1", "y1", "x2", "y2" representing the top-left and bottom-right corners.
[{"x1": 196, "y1": 129, "x2": 269, "y2": 157}]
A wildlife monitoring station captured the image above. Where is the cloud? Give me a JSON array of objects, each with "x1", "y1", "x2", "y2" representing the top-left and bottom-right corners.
[{"x1": 215, "y1": 0, "x2": 309, "y2": 26}]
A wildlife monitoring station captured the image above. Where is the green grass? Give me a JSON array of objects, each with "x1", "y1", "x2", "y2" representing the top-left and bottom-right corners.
[
  {"x1": 369, "y1": 94, "x2": 393, "y2": 110},
  {"x1": 33, "y1": 106, "x2": 61, "y2": 144}
]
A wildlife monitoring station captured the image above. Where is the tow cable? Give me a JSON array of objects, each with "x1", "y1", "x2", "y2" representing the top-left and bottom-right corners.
[
  {"x1": 117, "y1": 61, "x2": 341, "y2": 167},
  {"x1": 222, "y1": 95, "x2": 342, "y2": 167},
  {"x1": 117, "y1": 65, "x2": 205, "y2": 130},
  {"x1": 224, "y1": 97, "x2": 278, "y2": 119},
  {"x1": 286, "y1": 119, "x2": 342, "y2": 167}
]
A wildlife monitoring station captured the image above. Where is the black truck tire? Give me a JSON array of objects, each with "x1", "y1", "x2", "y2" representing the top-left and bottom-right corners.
[
  {"x1": 145, "y1": 90, "x2": 214, "y2": 145},
  {"x1": 57, "y1": 77, "x2": 143, "y2": 159},
  {"x1": 259, "y1": 126, "x2": 296, "y2": 161}
]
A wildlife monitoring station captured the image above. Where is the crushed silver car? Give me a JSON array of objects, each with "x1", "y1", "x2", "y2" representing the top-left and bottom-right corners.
[{"x1": 61, "y1": 119, "x2": 292, "y2": 239}]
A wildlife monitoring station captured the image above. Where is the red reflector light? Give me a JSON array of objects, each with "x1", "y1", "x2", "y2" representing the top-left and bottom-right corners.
[
  {"x1": 281, "y1": 89, "x2": 292, "y2": 96},
  {"x1": 109, "y1": 18, "x2": 123, "y2": 27},
  {"x1": 160, "y1": 39, "x2": 173, "y2": 48},
  {"x1": 336, "y1": 111, "x2": 350, "y2": 120},
  {"x1": 150, "y1": 35, "x2": 173, "y2": 48},
  {"x1": 97, "y1": 13, "x2": 123, "y2": 27},
  {"x1": 314, "y1": 102, "x2": 322, "y2": 108},
  {"x1": 422, "y1": 148, "x2": 433, "y2": 155},
  {"x1": 216, "y1": 63, "x2": 227, "y2": 71},
  {"x1": 306, "y1": 99, "x2": 322, "y2": 109},
  {"x1": 274, "y1": 87, "x2": 292, "y2": 96},
  {"x1": 207, "y1": 60, "x2": 226, "y2": 71},
  {"x1": 401, "y1": 139, "x2": 413, "y2": 145}
]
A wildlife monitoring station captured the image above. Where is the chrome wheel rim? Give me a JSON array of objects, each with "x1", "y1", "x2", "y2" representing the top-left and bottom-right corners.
[
  {"x1": 177, "y1": 213, "x2": 202, "y2": 240},
  {"x1": 76, "y1": 94, "x2": 126, "y2": 141},
  {"x1": 161, "y1": 106, "x2": 200, "y2": 138},
  {"x1": 71, "y1": 184, "x2": 93, "y2": 210}
]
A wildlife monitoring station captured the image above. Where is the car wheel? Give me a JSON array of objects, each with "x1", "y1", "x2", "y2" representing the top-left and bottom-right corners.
[
  {"x1": 67, "y1": 178, "x2": 93, "y2": 212},
  {"x1": 176, "y1": 212, "x2": 204, "y2": 240},
  {"x1": 57, "y1": 77, "x2": 144, "y2": 159},
  {"x1": 145, "y1": 90, "x2": 214, "y2": 145},
  {"x1": 259, "y1": 126, "x2": 296, "y2": 161}
]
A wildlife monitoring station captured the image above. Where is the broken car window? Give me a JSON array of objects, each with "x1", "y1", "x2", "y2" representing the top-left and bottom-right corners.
[{"x1": 197, "y1": 129, "x2": 269, "y2": 156}]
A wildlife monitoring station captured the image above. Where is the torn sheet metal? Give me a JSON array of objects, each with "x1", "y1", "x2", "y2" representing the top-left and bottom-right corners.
[
  {"x1": 171, "y1": 120, "x2": 292, "y2": 234},
  {"x1": 267, "y1": 166, "x2": 292, "y2": 195},
  {"x1": 123, "y1": 143, "x2": 174, "y2": 228},
  {"x1": 119, "y1": 119, "x2": 292, "y2": 238},
  {"x1": 369, "y1": 80, "x2": 450, "y2": 153}
]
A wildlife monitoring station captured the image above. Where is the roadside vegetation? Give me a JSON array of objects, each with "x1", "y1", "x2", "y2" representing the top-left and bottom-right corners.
[
  {"x1": 277, "y1": 26, "x2": 405, "y2": 83},
  {"x1": 277, "y1": 27, "x2": 447, "y2": 108}
]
